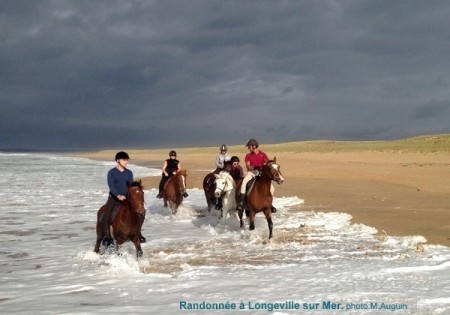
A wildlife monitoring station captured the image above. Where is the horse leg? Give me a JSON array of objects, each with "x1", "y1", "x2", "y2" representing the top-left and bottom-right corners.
[
  {"x1": 238, "y1": 211, "x2": 244, "y2": 228},
  {"x1": 95, "y1": 208, "x2": 105, "y2": 253},
  {"x1": 94, "y1": 222, "x2": 103, "y2": 253},
  {"x1": 171, "y1": 201, "x2": 177, "y2": 215},
  {"x1": 248, "y1": 210, "x2": 256, "y2": 231},
  {"x1": 263, "y1": 209, "x2": 273, "y2": 239},
  {"x1": 221, "y1": 201, "x2": 228, "y2": 224},
  {"x1": 133, "y1": 236, "x2": 143, "y2": 259},
  {"x1": 204, "y1": 193, "x2": 212, "y2": 211}
]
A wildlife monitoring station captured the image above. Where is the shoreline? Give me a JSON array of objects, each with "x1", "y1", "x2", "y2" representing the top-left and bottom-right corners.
[{"x1": 74, "y1": 142, "x2": 450, "y2": 247}]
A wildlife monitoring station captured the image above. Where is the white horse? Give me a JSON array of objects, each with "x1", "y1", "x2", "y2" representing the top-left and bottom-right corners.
[{"x1": 214, "y1": 171, "x2": 239, "y2": 224}]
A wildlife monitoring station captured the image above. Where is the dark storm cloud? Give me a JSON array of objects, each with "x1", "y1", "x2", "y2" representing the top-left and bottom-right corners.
[{"x1": 1, "y1": 0, "x2": 450, "y2": 150}]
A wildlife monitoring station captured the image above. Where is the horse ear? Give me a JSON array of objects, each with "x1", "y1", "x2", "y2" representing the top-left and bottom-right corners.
[
  {"x1": 273, "y1": 156, "x2": 277, "y2": 162},
  {"x1": 214, "y1": 174, "x2": 220, "y2": 179}
]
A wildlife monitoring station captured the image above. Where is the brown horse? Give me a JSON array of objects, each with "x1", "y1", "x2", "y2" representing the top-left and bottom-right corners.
[
  {"x1": 94, "y1": 181, "x2": 146, "y2": 258},
  {"x1": 239, "y1": 158, "x2": 284, "y2": 239},
  {"x1": 163, "y1": 169, "x2": 187, "y2": 214},
  {"x1": 203, "y1": 172, "x2": 216, "y2": 211}
]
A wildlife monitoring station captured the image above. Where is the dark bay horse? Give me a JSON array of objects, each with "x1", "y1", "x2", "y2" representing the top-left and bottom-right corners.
[
  {"x1": 163, "y1": 169, "x2": 187, "y2": 214},
  {"x1": 203, "y1": 161, "x2": 233, "y2": 212},
  {"x1": 94, "y1": 181, "x2": 146, "y2": 258},
  {"x1": 203, "y1": 172, "x2": 216, "y2": 211},
  {"x1": 239, "y1": 158, "x2": 284, "y2": 239}
]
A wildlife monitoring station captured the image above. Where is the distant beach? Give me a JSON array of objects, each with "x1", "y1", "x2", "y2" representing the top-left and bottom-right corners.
[{"x1": 75, "y1": 134, "x2": 450, "y2": 247}]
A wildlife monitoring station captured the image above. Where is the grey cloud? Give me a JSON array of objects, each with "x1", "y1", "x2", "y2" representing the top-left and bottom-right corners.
[
  {"x1": 413, "y1": 100, "x2": 450, "y2": 120},
  {"x1": 1, "y1": 0, "x2": 450, "y2": 150}
]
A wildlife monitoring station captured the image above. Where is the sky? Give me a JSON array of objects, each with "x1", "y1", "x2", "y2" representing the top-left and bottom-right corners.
[{"x1": 1, "y1": 0, "x2": 450, "y2": 150}]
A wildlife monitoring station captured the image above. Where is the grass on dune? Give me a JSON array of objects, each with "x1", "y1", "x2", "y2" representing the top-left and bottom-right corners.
[
  {"x1": 177, "y1": 134, "x2": 450, "y2": 154},
  {"x1": 83, "y1": 134, "x2": 450, "y2": 156}
]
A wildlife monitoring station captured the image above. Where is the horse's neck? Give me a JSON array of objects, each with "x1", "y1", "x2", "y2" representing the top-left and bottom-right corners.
[
  {"x1": 255, "y1": 172, "x2": 272, "y2": 191},
  {"x1": 227, "y1": 176, "x2": 236, "y2": 190}
]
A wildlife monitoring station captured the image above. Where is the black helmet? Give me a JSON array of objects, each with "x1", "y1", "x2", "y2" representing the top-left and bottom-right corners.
[
  {"x1": 169, "y1": 150, "x2": 177, "y2": 157},
  {"x1": 115, "y1": 151, "x2": 130, "y2": 161},
  {"x1": 245, "y1": 138, "x2": 259, "y2": 148},
  {"x1": 220, "y1": 144, "x2": 227, "y2": 151},
  {"x1": 230, "y1": 156, "x2": 240, "y2": 163}
]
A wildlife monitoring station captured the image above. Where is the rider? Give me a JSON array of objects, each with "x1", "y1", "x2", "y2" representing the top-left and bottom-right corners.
[
  {"x1": 212, "y1": 144, "x2": 231, "y2": 209},
  {"x1": 229, "y1": 156, "x2": 244, "y2": 181},
  {"x1": 101, "y1": 151, "x2": 134, "y2": 246},
  {"x1": 156, "y1": 150, "x2": 188, "y2": 199},
  {"x1": 236, "y1": 139, "x2": 277, "y2": 213},
  {"x1": 213, "y1": 144, "x2": 231, "y2": 174}
]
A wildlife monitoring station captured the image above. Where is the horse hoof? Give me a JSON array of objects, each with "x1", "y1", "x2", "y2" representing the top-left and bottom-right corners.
[{"x1": 102, "y1": 236, "x2": 114, "y2": 247}]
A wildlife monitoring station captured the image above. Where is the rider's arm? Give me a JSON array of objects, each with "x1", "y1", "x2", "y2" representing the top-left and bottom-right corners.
[
  {"x1": 216, "y1": 154, "x2": 224, "y2": 168},
  {"x1": 107, "y1": 170, "x2": 119, "y2": 198},
  {"x1": 238, "y1": 166, "x2": 245, "y2": 178},
  {"x1": 162, "y1": 160, "x2": 168, "y2": 176}
]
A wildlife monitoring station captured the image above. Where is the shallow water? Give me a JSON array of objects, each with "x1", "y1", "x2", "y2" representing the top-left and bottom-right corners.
[{"x1": 0, "y1": 153, "x2": 449, "y2": 314}]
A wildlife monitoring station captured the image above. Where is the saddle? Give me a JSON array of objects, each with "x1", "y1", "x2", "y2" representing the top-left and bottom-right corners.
[
  {"x1": 244, "y1": 177, "x2": 258, "y2": 196},
  {"x1": 99, "y1": 203, "x2": 122, "y2": 225}
]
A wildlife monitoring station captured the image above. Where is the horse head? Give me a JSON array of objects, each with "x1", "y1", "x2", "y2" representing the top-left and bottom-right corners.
[
  {"x1": 214, "y1": 172, "x2": 234, "y2": 198},
  {"x1": 265, "y1": 157, "x2": 284, "y2": 185},
  {"x1": 127, "y1": 180, "x2": 146, "y2": 217}
]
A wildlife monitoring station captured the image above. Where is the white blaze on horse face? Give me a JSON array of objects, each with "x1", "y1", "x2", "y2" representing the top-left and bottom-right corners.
[{"x1": 271, "y1": 163, "x2": 284, "y2": 182}]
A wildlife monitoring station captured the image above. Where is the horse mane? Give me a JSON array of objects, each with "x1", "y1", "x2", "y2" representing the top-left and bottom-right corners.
[
  {"x1": 129, "y1": 180, "x2": 143, "y2": 189},
  {"x1": 177, "y1": 169, "x2": 187, "y2": 176}
]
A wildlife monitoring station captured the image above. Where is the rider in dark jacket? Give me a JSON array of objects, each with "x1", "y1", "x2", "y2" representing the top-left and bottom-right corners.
[{"x1": 156, "y1": 150, "x2": 189, "y2": 198}]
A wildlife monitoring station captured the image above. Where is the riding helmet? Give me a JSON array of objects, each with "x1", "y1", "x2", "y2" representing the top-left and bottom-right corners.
[
  {"x1": 230, "y1": 156, "x2": 240, "y2": 163},
  {"x1": 220, "y1": 144, "x2": 227, "y2": 151},
  {"x1": 169, "y1": 150, "x2": 177, "y2": 157},
  {"x1": 115, "y1": 151, "x2": 130, "y2": 161},
  {"x1": 245, "y1": 138, "x2": 259, "y2": 148}
]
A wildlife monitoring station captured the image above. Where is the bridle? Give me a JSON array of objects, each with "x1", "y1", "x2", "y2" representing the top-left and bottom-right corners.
[
  {"x1": 127, "y1": 186, "x2": 146, "y2": 218},
  {"x1": 265, "y1": 161, "x2": 283, "y2": 184},
  {"x1": 215, "y1": 175, "x2": 234, "y2": 196}
]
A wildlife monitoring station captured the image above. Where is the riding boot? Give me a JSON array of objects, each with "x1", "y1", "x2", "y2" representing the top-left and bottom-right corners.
[
  {"x1": 271, "y1": 206, "x2": 277, "y2": 213},
  {"x1": 236, "y1": 193, "x2": 245, "y2": 213},
  {"x1": 157, "y1": 176, "x2": 166, "y2": 198},
  {"x1": 140, "y1": 233, "x2": 146, "y2": 243},
  {"x1": 101, "y1": 197, "x2": 116, "y2": 246},
  {"x1": 183, "y1": 191, "x2": 189, "y2": 198}
]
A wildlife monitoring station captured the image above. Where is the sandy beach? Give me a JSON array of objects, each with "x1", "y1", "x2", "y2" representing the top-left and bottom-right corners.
[{"x1": 76, "y1": 136, "x2": 450, "y2": 247}]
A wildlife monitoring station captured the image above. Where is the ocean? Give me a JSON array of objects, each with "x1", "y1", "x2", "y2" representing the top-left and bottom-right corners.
[{"x1": 1, "y1": 153, "x2": 449, "y2": 314}]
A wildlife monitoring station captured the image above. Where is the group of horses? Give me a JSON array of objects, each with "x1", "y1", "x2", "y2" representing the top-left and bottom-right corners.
[{"x1": 94, "y1": 158, "x2": 284, "y2": 258}]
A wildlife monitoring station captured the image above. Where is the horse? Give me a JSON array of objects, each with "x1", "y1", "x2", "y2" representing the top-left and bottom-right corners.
[
  {"x1": 214, "y1": 171, "x2": 239, "y2": 224},
  {"x1": 203, "y1": 161, "x2": 233, "y2": 211},
  {"x1": 162, "y1": 169, "x2": 187, "y2": 214},
  {"x1": 238, "y1": 157, "x2": 284, "y2": 240},
  {"x1": 94, "y1": 180, "x2": 146, "y2": 258},
  {"x1": 203, "y1": 172, "x2": 216, "y2": 211}
]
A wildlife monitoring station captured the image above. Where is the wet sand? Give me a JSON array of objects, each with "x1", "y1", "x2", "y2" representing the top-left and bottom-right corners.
[{"x1": 76, "y1": 147, "x2": 450, "y2": 246}]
